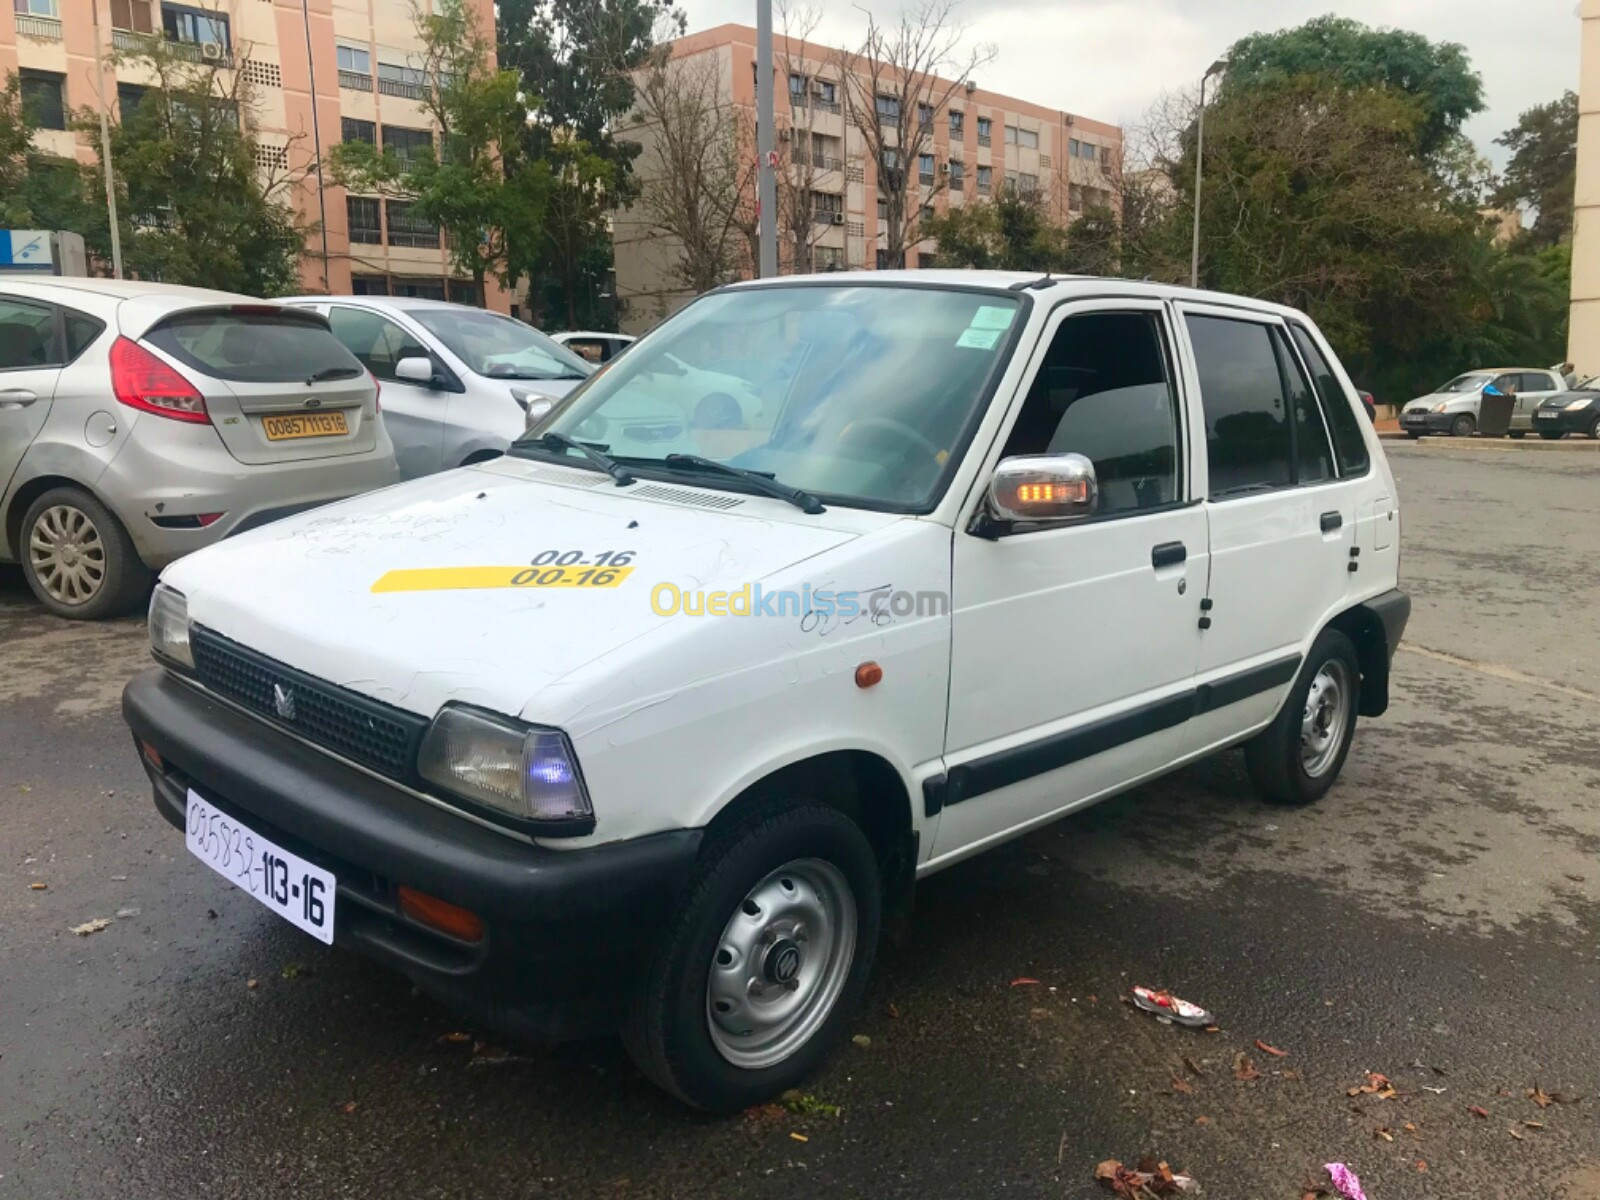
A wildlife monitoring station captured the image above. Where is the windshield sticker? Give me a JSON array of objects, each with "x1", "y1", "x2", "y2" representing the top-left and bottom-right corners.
[
  {"x1": 970, "y1": 305, "x2": 1016, "y2": 331},
  {"x1": 373, "y1": 551, "x2": 635, "y2": 593},
  {"x1": 956, "y1": 327, "x2": 1003, "y2": 351}
]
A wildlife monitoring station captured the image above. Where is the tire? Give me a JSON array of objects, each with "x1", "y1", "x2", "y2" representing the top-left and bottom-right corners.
[
  {"x1": 1450, "y1": 414, "x2": 1476, "y2": 438},
  {"x1": 1405, "y1": 430, "x2": 1422, "y2": 440},
  {"x1": 19, "y1": 487, "x2": 152, "y2": 620},
  {"x1": 624, "y1": 801, "x2": 882, "y2": 1113},
  {"x1": 1540, "y1": 430, "x2": 1565, "y2": 440},
  {"x1": 1244, "y1": 628, "x2": 1360, "y2": 806},
  {"x1": 1508, "y1": 430, "x2": 1525, "y2": 440},
  {"x1": 1589, "y1": 415, "x2": 1600, "y2": 441}
]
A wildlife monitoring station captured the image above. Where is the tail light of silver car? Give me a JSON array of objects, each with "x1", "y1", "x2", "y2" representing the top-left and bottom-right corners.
[{"x1": 110, "y1": 337, "x2": 210, "y2": 425}]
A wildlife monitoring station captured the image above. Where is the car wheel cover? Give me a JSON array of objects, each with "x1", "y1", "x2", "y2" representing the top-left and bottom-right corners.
[
  {"x1": 28, "y1": 504, "x2": 106, "y2": 606},
  {"x1": 1301, "y1": 658, "x2": 1351, "y2": 778},
  {"x1": 706, "y1": 857, "x2": 857, "y2": 1070}
]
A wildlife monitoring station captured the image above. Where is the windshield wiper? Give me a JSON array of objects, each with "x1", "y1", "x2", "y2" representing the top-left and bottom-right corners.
[
  {"x1": 519, "y1": 432, "x2": 635, "y2": 486},
  {"x1": 657, "y1": 453, "x2": 824, "y2": 514},
  {"x1": 307, "y1": 366, "x2": 363, "y2": 384}
]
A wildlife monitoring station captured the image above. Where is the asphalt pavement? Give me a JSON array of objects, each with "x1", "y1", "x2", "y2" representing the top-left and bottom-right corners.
[{"x1": 3, "y1": 442, "x2": 1599, "y2": 1199}]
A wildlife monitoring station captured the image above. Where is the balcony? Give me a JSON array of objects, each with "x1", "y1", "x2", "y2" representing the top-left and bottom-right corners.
[
  {"x1": 112, "y1": 28, "x2": 156, "y2": 52},
  {"x1": 977, "y1": 134, "x2": 991, "y2": 148},
  {"x1": 338, "y1": 70, "x2": 373, "y2": 92},
  {"x1": 379, "y1": 77, "x2": 427, "y2": 101},
  {"x1": 15, "y1": 13, "x2": 62, "y2": 39},
  {"x1": 813, "y1": 153, "x2": 842, "y2": 171},
  {"x1": 919, "y1": 170, "x2": 934, "y2": 184}
]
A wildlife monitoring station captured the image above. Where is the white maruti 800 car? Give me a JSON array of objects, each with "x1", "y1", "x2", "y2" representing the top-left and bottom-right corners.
[{"x1": 123, "y1": 272, "x2": 1409, "y2": 1111}]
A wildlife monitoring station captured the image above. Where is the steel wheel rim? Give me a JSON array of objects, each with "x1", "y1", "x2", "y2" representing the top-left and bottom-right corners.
[
  {"x1": 706, "y1": 857, "x2": 857, "y2": 1070},
  {"x1": 1300, "y1": 658, "x2": 1351, "y2": 778},
  {"x1": 27, "y1": 504, "x2": 106, "y2": 606}
]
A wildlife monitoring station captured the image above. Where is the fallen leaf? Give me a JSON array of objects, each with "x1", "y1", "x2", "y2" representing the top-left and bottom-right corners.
[
  {"x1": 1255, "y1": 1040, "x2": 1289, "y2": 1058},
  {"x1": 1010, "y1": 977, "x2": 1041, "y2": 987},
  {"x1": 1523, "y1": 1120, "x2": 1544, "y2": 1130},
  {"x1": 1233, "y1": 1052, "x2": 1260, "y2": 1082},
  {"x1": 28, "y1": 883, "x2": 46, "y2": 891},
  {"x1": 1203, "y1": 1025, "x2": 1222, "y2": 1034},
  {"x1": 1375, "y1": 1127, "x2": 1394, "y2": 1142},
  {"x1": 1403, "y1": 1122, "x2": 1417, "y2": 1134},
  {"x1": 1416, "y1": 1160, "x2": 1428, "y2": 1172},
  {"x1": 1422, "y1": 1085, "x2": 1447, "y2": 1094},
  {"x1": 886, "y1": 1002, "x2": 901, "y2": 1019},
  {"x1": 1182, "y1": 1056, "x2": 1206, "y2": 1077},
  {"x1": 69, "y1": 918, "x2": 111, "y2": 936},
  {"x1": 789, "y1": 1132, "x2": 809, "y2": 1143},
  {"x1": 1095, "y1": 1161, "x2": 1122, "y2": 1182},
  {"x1": 851, "y1": 1034, "x2": 871, "y2": 1048},
  {"x1": 1508, "y1": 1126, "x2": 1525, "y2": 1141},
  {"x1": 1527, "y1": 1084, "x2": 1553, "y2": 1109},
  {"x1": 1194, "y1": 1115, "x2": 1211, "y2": 1125},
  {"x1": 1347, "y1": 1086, "x2": 1364, "y2": 1098},
  {"x1": 246, "y1": 978, "x2": 258, "y2": 989},
  {"x1": 1469, "y1": 1105, "x2": 1489, "y2": 1119},
  {"x1": 437, "y1": 1031, "x2": 472, "y2": 1044},
  {"x1": 1171, "y1": 1077, "x2": 1193, "y2": 1094},
  {"x1": 341, "y1": 1101, "x2": 357, "y2": 1114},
  {"x1": 742, "y1": 1103, "x2": 785, "y2": 1122},
  {"x1": 1282, "y1": 1069, "x2": 1301, "y2": 1081}
]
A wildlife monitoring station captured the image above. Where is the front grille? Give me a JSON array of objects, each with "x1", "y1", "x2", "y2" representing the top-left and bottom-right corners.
[{"x1": 190, "y1": 627, "x2": 428, "y2": 781}]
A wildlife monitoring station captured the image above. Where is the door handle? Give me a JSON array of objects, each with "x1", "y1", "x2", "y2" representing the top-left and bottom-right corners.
[
  {"x1": 1151, "y1": 541, "x2": 1187, "y2": 569},
  {"x1": 0, "y1": 388, "x2": 38, "y2": 408},
  {"x1": 1319, "y1": 511, "x2": 1342, "y2": 533}
]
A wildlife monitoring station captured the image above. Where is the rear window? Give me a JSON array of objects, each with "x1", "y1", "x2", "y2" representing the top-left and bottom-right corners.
[{"x1": 144, "y1": 309, "x2": 365, "y2": 383}]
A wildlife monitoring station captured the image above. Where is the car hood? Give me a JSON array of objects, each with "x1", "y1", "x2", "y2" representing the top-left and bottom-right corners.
[
  {"x1": 161, "y1": 456, "x2": 890, "y2": 723},
  {"x1": 1404, "y1": 392, "x2": 1476, "y2": 411},
  {"x1": 1539, "y1": 390, "x2": 1600, "y2": 408}
]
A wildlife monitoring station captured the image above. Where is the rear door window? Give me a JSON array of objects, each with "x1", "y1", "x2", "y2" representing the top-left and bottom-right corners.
[
  {"x1": 1185, "y1": 314, "x2": 1291, "y2": 498},
  {"x1": 1288, "y1": 324, "x2": 1369, "y2": 476},
  {"x1": 328, "y1": 305, "x2": 431, "y2": 382},
  {"x1": 1272, "y1": 327, "x2": 1333, "y2": 485},
  {"x1": 0, "y1": 297, "x2": 63, "y2": 370},
  {"x1": 145, "y1": 309, "x2": 363, "y2": 383}
]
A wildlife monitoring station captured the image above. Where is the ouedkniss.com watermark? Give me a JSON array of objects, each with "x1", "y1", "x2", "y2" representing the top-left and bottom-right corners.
[{"x1": 650, "y1": 582, "x2": 949, "y2": 624}]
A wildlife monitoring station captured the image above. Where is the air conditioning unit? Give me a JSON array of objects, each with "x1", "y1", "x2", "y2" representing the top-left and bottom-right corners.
[
  {"x1": 778, "y1": 128, "x2": 792, "y2": 141},
  {"x1": 830, "y1": 212, "x2": 844, "y2": 225},
  {"x1": 964, "y1": 79, "x2": 977, "y2": 94},
  {"x1": 939, "y1": 161, "x2": 949, "y2": 174},
  {"x1": 201, "y1": 41, "x2": 223, "y2": 60}
]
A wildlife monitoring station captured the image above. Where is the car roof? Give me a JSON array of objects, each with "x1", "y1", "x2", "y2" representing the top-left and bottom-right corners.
[
  {"x1": 280, "y1": 294, "x2": 500, "y2": 317},
  {"x1": 0, "y1": 274, "x2": 257, "y2": 304},
  {"x1": 556, "y1": 330, "x2": 634, "y2": 340}
]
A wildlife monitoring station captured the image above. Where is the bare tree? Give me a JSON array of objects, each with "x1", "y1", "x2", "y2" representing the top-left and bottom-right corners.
[
  {"x1": 837, "y1": 0, "x2": 993, "y2": 268},
  {"x1": 629, "y1": 44, "x2": 752, "y2": 293},
  {"x1": 774, "y1": 0, "x2": 836, "y2": 273}
]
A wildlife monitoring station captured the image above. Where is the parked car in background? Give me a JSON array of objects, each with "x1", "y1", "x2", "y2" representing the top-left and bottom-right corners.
[
  {"x1": 552, "y1": 330, "x2": 635, "y2": 364},
  {"x1": 0, "y1": 277, "x2": 396, "y2": 619},
  {"x1": 1398, "y1": 368, "x2": 1566, "y2": 438},
  {"x1": 284, "y1": 298, "x2": 593, "y2": 480},
  {"x1": 126, "y1": 272, "x2": 1407, "y2": 1111},
  {"x1": 1357, "y1": 390, "x2": 1376, "y2": 421},
  {"x1": 1533, "y1": 375, "x2": 1600, "y2": 439}
]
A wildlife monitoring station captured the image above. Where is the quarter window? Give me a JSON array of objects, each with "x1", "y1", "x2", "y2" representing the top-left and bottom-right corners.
[
  {"x1": 1272, "y1": 328, "x2": 1332, "y2": 484},
  {"x1": 327, "y1": 306, "x2": 430, "y2": 382},
  {"x1": 1001, "y1": 311, "x2": 1181, "y2": 517},
  {"x1": 64, "y1": 311, "x2": 106, "y2": 361},
  {"x1": 1185, "y1": 314, "x2": 1292, "y2": 498},
  {"x1": 1288, "y1": 323, "x2": 1368, "y2": 476},
  {"x1": 0, "y1": 297, "x2": 62, "y2": 369}
]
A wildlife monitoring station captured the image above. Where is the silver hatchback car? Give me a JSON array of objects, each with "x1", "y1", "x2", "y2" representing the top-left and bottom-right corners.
[{"x1": 0, "y1": 278, "x2": 400, "y2": 619}]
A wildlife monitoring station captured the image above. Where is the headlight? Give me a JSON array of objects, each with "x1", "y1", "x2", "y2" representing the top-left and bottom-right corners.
[
  {"x1": 148, "y1": 584, "x2": 194, "y2": 669},
  {"x1": 418, "y1": 705, "x2": 592, "y2": 827},
  {"x1": 1432, "y1": 401, "x2": 1448, "y2": 413},
  {"x1": 1565, "y1": 397, "x2": 1593, "y2": 411}
]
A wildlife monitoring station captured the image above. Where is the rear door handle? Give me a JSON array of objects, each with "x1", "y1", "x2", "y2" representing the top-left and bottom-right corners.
[
  {"x1": 1320, "y1": 511, "x2": 1342, "y2": 533},
  {"x1": 1151, "y1": 541, "x2": 1187, "y2": 569},
  {"x1": 0, "y1": 388, "x2": 37, "y2": 408}
]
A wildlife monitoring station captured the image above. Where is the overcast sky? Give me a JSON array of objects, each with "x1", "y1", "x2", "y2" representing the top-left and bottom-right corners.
[{"x1": 684, "y1": 0, "x2": 1582, "y2": 167}]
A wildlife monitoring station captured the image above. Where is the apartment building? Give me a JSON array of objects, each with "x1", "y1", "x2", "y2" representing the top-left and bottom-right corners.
[
  {"x1": 1, "y1": 0, "x2": 507, "y2": 308},
  {"x1": 1572, "y1": 0, "x2": 1598, "y2": 374},
  {"x1": 614, "y1": 23, "x2": 1123, "y2": 328}
]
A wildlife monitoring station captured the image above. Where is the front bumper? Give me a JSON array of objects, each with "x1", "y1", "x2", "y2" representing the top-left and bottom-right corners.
[
  {"x1": 123, "y1": 667, "x2": 702, "y2": 1041},
  {"x1": 1532, "y1": 408, "x2": 1597, "y2": 435},
  {"x1": 1398, "y1": 410, "x2": 1458, "y2": 434}
]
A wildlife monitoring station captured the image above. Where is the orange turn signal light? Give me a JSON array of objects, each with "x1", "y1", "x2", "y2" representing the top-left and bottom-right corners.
[
  {"x1": 398, "y1": 885, "x2": 485, "y2": 943},
  {"x1": 855, "y1": 661, "x2": 883, "y2": 689},
  {"x1": 138, "y1": 739, "x2": 164, "y2": 771}
]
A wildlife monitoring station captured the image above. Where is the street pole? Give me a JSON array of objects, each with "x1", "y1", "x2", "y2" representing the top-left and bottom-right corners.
[
  {"x1": 301, "y1": 0, "x2": 332, "y2": 291},
  {"x1": 1189, "y1": 58, "x2": 1226, "y2": 290},
  {"x1": 756, "y1": 0, "x2": 777, "y2": 278},
  {"x1": 89, "y1": 0, "x2": 123, "y2": 280}
]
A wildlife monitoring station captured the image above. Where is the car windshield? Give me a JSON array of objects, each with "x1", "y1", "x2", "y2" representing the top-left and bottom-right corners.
[
  {"x1": 1579, "y1": 375, "x2": 1600, "y2": 391},
  {"x1": 412, "y1": 309, "x2": 593, "y2": 381},
  {"x1": 1437, "y1": 373, "x2": 1494, "y2": 393},
  {"x1": 520, "y1": 284, "x2": 1025, "y2": 511}
]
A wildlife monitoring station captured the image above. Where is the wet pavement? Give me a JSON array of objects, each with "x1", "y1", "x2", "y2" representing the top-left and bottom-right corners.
[{"x1": 3, "y1": 443, "x2": 1599, "y2": 1199}]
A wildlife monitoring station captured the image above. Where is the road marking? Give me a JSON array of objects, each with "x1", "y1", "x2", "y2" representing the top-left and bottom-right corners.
[{"x1": 1401, "y1": 644, "x2": 1600, "y2": 704}]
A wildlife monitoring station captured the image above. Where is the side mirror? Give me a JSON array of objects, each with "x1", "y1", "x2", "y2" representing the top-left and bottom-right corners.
[
  {"x1": 980, "y1": 453, "x2": 1098, "y2": 532},
  {"x1": 522, "y1": 397, "x2": 555, "y2": 433},
  {"x1": 395, "y1": 356, "x2": 436, "y2": 386}
]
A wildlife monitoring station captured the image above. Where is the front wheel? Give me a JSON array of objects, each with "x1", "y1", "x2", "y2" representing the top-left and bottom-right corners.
[
  {"x1": 1540, "y1": 430, "x2": 1565, "y2": 440},
  {"x1": 1589, "y1": 415, "x2": 1600, "y2": 441},
  {"x1": 1245, "y1": 628, "x2": 1360, "y2": 806},
  {"x1": 1405, "y1": 430, "x2": 1423, "y2": 440},
  {"x1": 1508, "y1": 430, "x2": 1525, "y2": 440},
  {"x1": 624, "y1": 802, "x2": 881, "y2": 1112},
  {"x1": 1450, "y1": 414, "x2": 1476, "y2": 438}
]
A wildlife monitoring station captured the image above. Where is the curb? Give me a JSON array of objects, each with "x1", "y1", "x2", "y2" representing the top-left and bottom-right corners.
[{"x1": 1378, "y1": 433, "x2": 1600, "y2": 453}]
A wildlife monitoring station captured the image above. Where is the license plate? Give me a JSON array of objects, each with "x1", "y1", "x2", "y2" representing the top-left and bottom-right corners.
[
  {"x1": 185, "y1": 789, "x2": 335, "y2": 944},
  {"x1": 1537, "y1": 410, "x2": 1558, "y2": 419},
  {"x1": 262, "y1": 411, "x2": 349, "y2": 441}
]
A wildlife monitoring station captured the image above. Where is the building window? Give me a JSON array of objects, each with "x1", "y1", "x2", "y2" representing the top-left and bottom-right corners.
[
  {"x1": 875, "y1": 94, "x2": 900, "y2": 126},
  {"x1": 949, "y1": 109, "x2": 963, "y2": 136},
  {"x1": 919, "y1": 203, "x2": 935, "y2": 224},
  {"x1": 948, "y1": 158, "x2": 964, "y2": 185},
  {"x1": 815, "y1": 245, "x2": 845, "y2": 271},
  {"x1": 382, "y1": 125, "x2": 433, "y2": 169},
  {"x1": 385, "y1": 200, "x2": 440, "y2": 248},
  {"x1": 16, "y1": 0, "x2": 60, "y2": 17},
  {"x1": 811, "y1": 191, "x2": 843, "y2": 223},
  {"x1": 341, "y1": 116, "x2": 376, "y2": 145},
  {"x1": 116, "y1": 82, "x2": 148, "y2": 118},
  {"x1": 1016, "y1": 127, "x2": 1038, "y2": 150},
  {"x1": 337, "y1": 44, "x2": 370, "y2": 74},
  {"x1": 976, "y1": 164, "x2": 992, "y2": 195},
  {"x1": 1101, "y1": 144, "x2": 1112, "y2": 167},
  {"x1": 976, "y1": 116, "x2": 991, "y2": 146},
  {"x1": 392, "y1": 276, "x2": 448, "y2": 300},
  {"x1": 351, "y1": 274, "x2": 390, "y2": 296},
  {"x1": 789, "y1": 72, "x2": 807, "y2": 99},
  {"x1": 918, "y1": 152, "x2": 934, "y2": 183},
  {"x1": 161, "y1": 4, "x2": 230, "y2": 52},
  {"x1": 876, "y1": 196, "x2": 887, "y2": 221},
  {"x1": 917, "y1": 102, "x2": 933, "y2": 129},
  {"x1": 109, "y1": 0, "x2": 153, "y2": 32},
  {"x1": 1017, "y1": 171, "x2": 1038, "y2": 194},
  {"x1": 1069, "y1": 183, "x2": 1084, "y2": 212},
  {"x1": 814, "y1": 78, "x2": 837, "y2": 106},
  {"x1": 1069, "y1": 137, "x2": 1081, "y2": 158},
  {"x1": 378, "y1": 61, "x2": 428, "y2": 100},
  {"x1": 347, "y1": 196, "x2": 382, "y2": 244},
  {"x1": 1004, "y1": 124, "x2": 1016, "y2": 145},
  {"x1": 19, "y1": 70, "x2": 66, "y2": 131}
]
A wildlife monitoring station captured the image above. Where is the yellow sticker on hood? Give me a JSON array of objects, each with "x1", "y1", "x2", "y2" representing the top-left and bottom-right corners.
[{"x1": 372, "y1": 565, "x2": 634, "y2": 593}]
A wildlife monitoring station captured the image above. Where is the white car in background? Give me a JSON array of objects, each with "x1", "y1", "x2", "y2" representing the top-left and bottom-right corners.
[
  {"x1": 284, "y1": 297, "x2": 594, "y2": 479},
  {"x1": 551, "y1": 330, "x2": 635, "y2": 364}
]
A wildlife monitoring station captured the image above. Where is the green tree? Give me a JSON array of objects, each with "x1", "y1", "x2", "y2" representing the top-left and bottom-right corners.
[
  {"x1": 922, "y1": 184, "x2": 1068, "y2": 271},
  {"x1": 75, "y1": 43, "x2": 306, "y2": 293},
  {"x1": 0, "y1": 73, "x2": 91, "y2": 232},
  {"x1": 523, "y1": 138, "x2": 616, "y2": 328},
  {"x1": 330, "y1": 0, "x2": 543, "y2": 297},
  {"x1": 1494, "y1": 91, "x2": 1578, "y2": 249},
  {"x1": 1221, "y1": 15, "x2": 1484, "y2": 159},
  {"x1": 0, "y1": 75, "x2": 32, "y2": 224}
]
